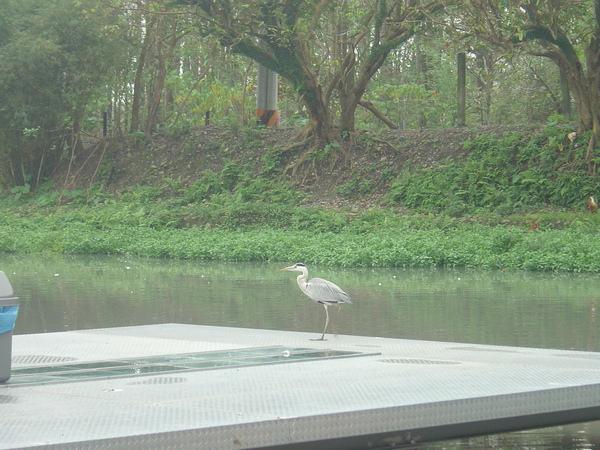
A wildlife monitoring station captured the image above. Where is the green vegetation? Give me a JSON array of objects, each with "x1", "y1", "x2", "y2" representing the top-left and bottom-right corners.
[
  {"x1": 386, "y1": 126, "x2": 600, "y2": 214},
  {"x1": 2, "y1": 0, "x2": 599, "y2": 189},
  {"x1": 1, "y1": 125, "x2": 600, "y2": 272},
  {"x1": 2, "y1": 125, "x2": 600, "y2": 273},
  {"x1": 2, "y1": 204, "x2": 600, "y2": 272}
]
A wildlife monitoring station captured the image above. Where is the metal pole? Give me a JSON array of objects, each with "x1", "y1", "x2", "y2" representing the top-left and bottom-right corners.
[
  {"x1": 457, "y1": 52, "x2": 466, "y2": 127},
  {"x1": 256, "y1": 64, "x2": 279, "y2": 126}
]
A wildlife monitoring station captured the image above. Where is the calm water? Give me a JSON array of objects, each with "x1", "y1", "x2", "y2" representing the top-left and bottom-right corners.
[{"x1": 3, "y1": 253, "x2": 600, "y2": 448}]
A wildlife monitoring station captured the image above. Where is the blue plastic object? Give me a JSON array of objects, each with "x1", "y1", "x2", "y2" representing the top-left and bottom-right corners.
[{"x1": 0, "y1": 305, "x2": 19, "y2": 334}]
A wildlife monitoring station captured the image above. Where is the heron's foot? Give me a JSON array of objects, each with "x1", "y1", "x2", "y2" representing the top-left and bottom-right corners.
[{"x1": 310, "y1": 337, "x2": 327, "y2": 341}]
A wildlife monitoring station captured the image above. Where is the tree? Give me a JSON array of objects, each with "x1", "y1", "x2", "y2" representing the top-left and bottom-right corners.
[
  {"x1": 0, "y1": 0, "x2": 121, "y2": 187},
  {"x1": 178, "y1": 0, "x2": 445, "y2": 162},
  {"x1": 462, "y1": 0, "x2": 600, "y2": 172},
  {"x1": 127, "y1": 0, "x2": 190, "y2": 135}
]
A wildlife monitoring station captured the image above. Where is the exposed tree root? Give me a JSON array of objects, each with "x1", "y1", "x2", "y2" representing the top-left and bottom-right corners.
[
  {"x1": 280, "y1": 123, "x2": 353, "y2": 180},
  {"x1": 283, "y1": 142, "x2": 317, "y2": 177},
  {"x1": 362, "y1": 135, "x2": 401, "y2": 153},
  {"x1": 280, "y1": 136, "x2": 313, "y2": 153}
]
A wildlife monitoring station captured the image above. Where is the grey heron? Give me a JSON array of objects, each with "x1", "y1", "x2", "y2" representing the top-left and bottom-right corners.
[{"x1": 281, "y1": 263, "x2": 352, "y2": 341}]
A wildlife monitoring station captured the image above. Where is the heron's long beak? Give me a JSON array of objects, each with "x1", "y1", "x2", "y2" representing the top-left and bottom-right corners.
[{"x1": 281, "y1": 267, "x2": 291, "y2": 271}]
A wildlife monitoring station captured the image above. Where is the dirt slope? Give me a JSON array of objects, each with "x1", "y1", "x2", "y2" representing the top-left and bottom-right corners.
[{"x1": 58, "y1": 125, "x2": 540, "y2": 208}]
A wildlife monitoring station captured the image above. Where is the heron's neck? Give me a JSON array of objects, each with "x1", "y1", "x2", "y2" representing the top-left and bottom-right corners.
[
  {"x1": 296, "y1": 270, "x2": 309, "y2": 296},
  {"x1": 296, "y1": 272, "x2": 307, "y2": 284},
  {"x1": 296, "y1": 268, "x2": 308, "y2": 285}
]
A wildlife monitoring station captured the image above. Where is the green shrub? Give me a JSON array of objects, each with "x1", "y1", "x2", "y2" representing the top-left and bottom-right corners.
[{"x1": 385, "y1": 127, "x2": 600, "y2": 214}]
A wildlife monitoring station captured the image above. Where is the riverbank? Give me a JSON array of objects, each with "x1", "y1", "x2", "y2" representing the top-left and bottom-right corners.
[
  {"x1": 1, "y1": 205, "x2": 600, "y2": 272},
  {"x1": 3, "y1": 124, "x2": 600, "y2": 272}
]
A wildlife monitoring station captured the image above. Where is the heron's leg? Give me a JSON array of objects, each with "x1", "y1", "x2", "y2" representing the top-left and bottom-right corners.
[
  {"x1": 322, "y1": 305, "x2": 330, "y2": 339},
  {"x1": 310, "y1": 304, "x2": 329, "y2": 341}
]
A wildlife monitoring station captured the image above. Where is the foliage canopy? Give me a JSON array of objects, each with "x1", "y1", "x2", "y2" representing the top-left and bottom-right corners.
[{"x1": 0, "y1": 0, "x2": 599, "y2": 197}]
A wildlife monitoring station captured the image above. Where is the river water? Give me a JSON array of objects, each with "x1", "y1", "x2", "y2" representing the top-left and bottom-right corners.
[{"x1": 3, "y1": 253, "x2": 600, "y2": 448}]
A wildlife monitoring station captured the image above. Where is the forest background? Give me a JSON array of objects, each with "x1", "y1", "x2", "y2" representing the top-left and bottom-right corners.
[{"x1": 1, "y1": 0, "x2": 600, "y2": 272}]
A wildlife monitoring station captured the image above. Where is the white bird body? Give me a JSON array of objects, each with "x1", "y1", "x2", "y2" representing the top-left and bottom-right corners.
[{"x1": 282, "y1": 263, "x2": 352, "y2": 340}]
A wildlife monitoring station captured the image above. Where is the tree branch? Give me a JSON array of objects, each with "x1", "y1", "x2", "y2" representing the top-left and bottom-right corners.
[{"x1": 358, "y1": 100, "x2": 398, "y2": 129}]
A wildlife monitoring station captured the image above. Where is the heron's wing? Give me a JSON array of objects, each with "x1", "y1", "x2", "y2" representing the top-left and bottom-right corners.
[{"x1": 306, "y1": 278, "x2": 352, "y2": 304}]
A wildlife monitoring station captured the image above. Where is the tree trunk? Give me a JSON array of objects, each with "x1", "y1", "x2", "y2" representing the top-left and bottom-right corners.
[
  {"x1": 130, "y1": 15, "x2": 155, "y2": 134},
  {"x1": 415, "y1": 42, "x2": 430, "y2": 128},
  {"x1": 303, "y1": 91, "x2": 335, "y2": 145},
  {"x1": 339, "y1": 92, "x2": 358, "y2": 137},
  {"x1": 556, "y1": 53, "x2": 600, "y2": 173},
  {"x1": 474, "y1": 49, "x2": 493, "y2": 125},
  {"x1": 333, "y1": 2, "x2": 445, "y2": 137},
  {"x1": 145, "y1": 21, "x2": 181, "y2": 135},
  {"x1": 559, "y1": 69, "x2": 571, "y2": 119},
  {"x1": 296, "y1": 65, "x2": 336, "y2": 144},
  {"x1": 70, "y1": 104, "x2": 85, "y2": 155}
]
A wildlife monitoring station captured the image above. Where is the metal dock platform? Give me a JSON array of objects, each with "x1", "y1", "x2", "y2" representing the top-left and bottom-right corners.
[{"x1": 2, "y1": 323, "x2": 600, "y2": 449}]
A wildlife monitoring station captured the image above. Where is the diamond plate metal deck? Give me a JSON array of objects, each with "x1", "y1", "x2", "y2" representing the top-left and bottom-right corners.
[{"x1": 2, "y1": 323, "x2": 600, "y2": 449}]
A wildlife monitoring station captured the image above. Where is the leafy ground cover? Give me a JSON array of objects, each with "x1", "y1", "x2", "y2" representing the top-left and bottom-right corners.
[
  {"x1": 2, "y1": 124, "x2": 600, "y2": 272},
  {"x1": 1, "y1": 200, "x2": 600, "y2": 272}
]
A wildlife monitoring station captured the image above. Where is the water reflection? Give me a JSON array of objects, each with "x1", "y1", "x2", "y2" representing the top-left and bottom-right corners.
[
  {"x1": 2, "y1": 253, "x2": 600, "y2": 448},
  {"x1": 4, "y1": 254, "x2": 600, "y2": 352}
]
